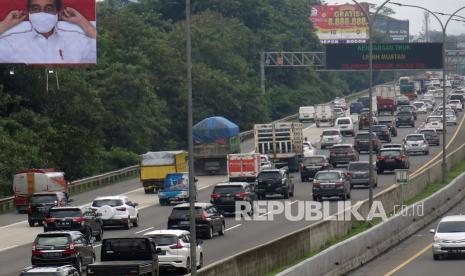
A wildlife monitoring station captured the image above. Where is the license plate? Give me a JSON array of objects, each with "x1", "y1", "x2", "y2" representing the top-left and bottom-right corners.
[
  {"x1": 322, "y1": 184, "x2": 334, "y2": 189},
  {"x1": 385, "y1": 159, "x2": 395, "y2": 163},
  {"x1": 44, "y1": 252, "x2": 62, "y2": 257},
  {"x1": 179, "y1": 221, "x2": 190, "y2": 225},
  {"x1": 58, "y1": 221, "x2": 70, "y2": 226},
  {"x1": 328, "y1": 138, "x2": 334, "y2": 141},
  {"x1": 412, "y1": 144, "x2": 418, "y2": 146},
  {"x1": 222, "y1": 197, "x2": 234, "y2": 202},
  {"x1": 158, "y1": 250, "x2": 166, "y2": 255}
]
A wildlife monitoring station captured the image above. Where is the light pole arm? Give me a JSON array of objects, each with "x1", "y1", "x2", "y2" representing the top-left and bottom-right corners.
[{"x1": 444, "y1": 7, "x2": 465, "y2": 30}]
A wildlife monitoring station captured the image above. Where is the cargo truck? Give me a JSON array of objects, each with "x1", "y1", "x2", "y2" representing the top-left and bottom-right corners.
[
  {"x1": 12, "y1": 169, "x2": 67, "y2": 213},
  {"x1": 399, "y1": 77, "x2": 416, "y2": 100},
  {"x1": 376, "y1": 85, "x2": 397, "y2": 115},
  {"x1": 139, "y1": 151, "x2": 187, "y2": 194},
  {"x1": 193, "y1": 116, "x2": 240, "y2": 175},
  {"x1": 227, "y1": 153, "x2": 261, "y2": 182},
  {"x1": 315, "y1": 104, "x2": 335, "y2": 127},
  {"x1": 254, "y1": 122, "x2": 303, "y2": 172}
]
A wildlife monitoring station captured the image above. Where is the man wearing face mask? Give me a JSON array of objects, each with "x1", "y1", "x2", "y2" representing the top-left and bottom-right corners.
[{"x1": 0, "y1": 0, "x2": 96, "y2": 64}]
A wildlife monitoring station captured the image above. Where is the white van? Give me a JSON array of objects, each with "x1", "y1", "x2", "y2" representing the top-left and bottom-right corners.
[
  {"x1": 335, "y1": 117, "x2": 355, "y2": 136},
  {"x1": 299, "y1": 106, "x2": 315, "y2": 123}
]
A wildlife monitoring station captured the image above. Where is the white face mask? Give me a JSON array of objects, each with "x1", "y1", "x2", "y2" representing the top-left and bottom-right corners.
[{"x1": 29, "y1": 12, "x2": 58, "y2": 33}]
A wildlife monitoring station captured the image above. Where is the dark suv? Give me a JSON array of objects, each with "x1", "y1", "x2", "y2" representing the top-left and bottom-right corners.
[
  {"x1": 168, "y1": 202, "x2": 225, "y2": 239},
  {"x1": 353, "y1": 132, "x2": 381, "y2": 153},
  {"x1": 377, "y1": 118, "x2": 397, "y2": 137},
  {"x1": 31, "y1": 231, "x2": 95, "y2": 273},
  {"x1": 347, "y1": 161, "x2": 378, "y2": 188},
  {"x1": 256, "y1": 169, "x2": 294, "y2": 199},
  {"x1": 397, "y1": 105, "x2": 417, "y2": 120},
  {"x1": 44, "y1": 207, "x2": 104, "y2": 241},
  {"x1": 312, "y1": 170, "x2": 351, "y2": 201},
  {"x1": 418, "y1": 128, "x2": 440, "y2": 146},
  {"x1": 20, "y1": 265, "x2": 79, "y2": 276},
  {"x1": 396, "y1": 111, "x2": 415, "y2": 127},
  {"x1": 300, "y1": 155, "x2": 332, "y2": 182},
  {"x1": 376, "y1": 148, "x2": 410, "y2": 174},
  {"x1": 329, "y1": 144, "x2": 359, "y2": 167},
  {"x1": 28, "y1": 192, "x2": 70, "y2": 227},
  {"x1": 372, "y1": 125, "x2": 392, "y2": 142},
  {"x1": 210, "y1": 182, "x2": 256, "y2": 215}
]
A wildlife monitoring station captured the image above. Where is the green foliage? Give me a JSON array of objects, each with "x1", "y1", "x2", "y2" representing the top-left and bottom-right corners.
[{"x1": 0, "y1": 0, "x2": 394, "y2": 197}]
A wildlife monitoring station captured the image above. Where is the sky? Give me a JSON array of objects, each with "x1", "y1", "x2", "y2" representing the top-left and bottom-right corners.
[{"x1": 323, "y1": 0, "x2": 465, "y2": 36}]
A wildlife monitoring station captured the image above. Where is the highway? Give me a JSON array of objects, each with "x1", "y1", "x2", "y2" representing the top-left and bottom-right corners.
[{"x1": 1, "y1": 94, "x2": 463, "y2": 275}]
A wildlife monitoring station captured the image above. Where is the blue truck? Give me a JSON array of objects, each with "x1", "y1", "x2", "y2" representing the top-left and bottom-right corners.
[{"x1": 158, "y1": 173, "x2": 197, "y2": 206}]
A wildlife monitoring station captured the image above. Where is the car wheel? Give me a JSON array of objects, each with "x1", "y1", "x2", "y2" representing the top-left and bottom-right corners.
[
  {"x1": 312, "y1": 195, "x2": 318, "y2": 201},
  {"x1": 133, "y1": 214, "x2": 139, "y2": 227},
  {"x1": 283, "y1": 189, "x2": 289, "y2": 199},
  {"x1": 219, "y1": 223, "x2": 225, "y2": 236},
  {"x1": 124, "y1": 217, "x2": 131, "y2": 230},
  {"x1": 425, "y1": 151, "x2": 429, "y2": 155},
  {"x1": 96, "y1": 227, "x2": 103, "y2": 241},
  {"x1": 301, "y1": 177, "x2": 305, "y2": 182},
  {"x1": 75, "y1": 258, "x2": 83, "y2": 273},
  {"x1": 377, "y1": 168, "x2": 383, "y2": 174},
  {"x1": 350, "y1": 183, "x2": 354, "y2": 189},
  {"x1": 206, "y1": 226, "x2": 214, "y2": 239},
  {"x1": 433, "y1": 254, "x2": 441, "y2": 260},
  {"x1": 184, "y1": 257, "x2": 191, "y2": 274},
  {"x1": 198, "y1": 253, "x2": 204, "y2": 269},
  {"x1": 341, "y1": 192, "x2": 347, "y2": 201}
]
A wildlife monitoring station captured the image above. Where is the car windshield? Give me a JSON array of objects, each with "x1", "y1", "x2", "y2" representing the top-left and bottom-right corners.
[
  {"x1": 398, "y1": 112, "x2": 411, "y2": 117},
  {"x1": 102, "y1": 239, "x2": 152, "y2": 261},
  {"x1": 420, "y1": 130, "x2": 435, "y2": 136},
  {"x1": 322, "y1": 130, "x2": 339, "y2": 136},
  {"x1": 332, "y1": 146, "x2": 351, "y2": 151},
  {"x1": 380, "y1": 150, "x2": 401, "y2": 156},
  {"x1": 413, "y1": 102, "x2": 424, "y2": 108},
  {"x1": 398, "y1": 106, "x2": 413, "y2": 111},
  {"x1": 148, "y1": 235, "x2": 178, "y2": 246},
  {"x1": 258, "y1": 171, "x2": 280, "y2": 180},
  {"x1": 337, "y1": 119, "x2": 350, "y2": 124},
  {"x1": 355, "y1": 133, "x2": 373, "y2": 140},
  {"x1": 36, "y1": 235, "x2": 69, "y2": 246},
  {"x1": 437, "y1": 221, "x2": 465, "y2": 233},
  {"x1": 406, "y1": 135, "x2": 423, "y2": 141},
  {"x1": 373, "y1": 125, "x2": 386, "y2": 131},
  {"x1": 348, "y1": 163, "x2": 369, "y2": 171},
  {"x1": 30, "y1": 195, "x2": 57, "y2": 204},
  {"x1": 92, "y1": 199, "x2": 123, "y2": 207},
  {"x1": 315, "y1": 172, "x2": 340, "y2": 180},
  {"x1": 450, "y1": 95, "x2": 462, "y2": 100},
  {"x1": 450, "y1": 100, "x2": 460, "y2": 104},
  {"x1": 302, "y1": 156, "x2": 325, "y2": 165},
  {"x1": 49, "y1": 209, "x2": 81, "y2": 218},
  {"x1": 213, "y1": 186, "x2": 242, "y2": 194},
  {"x1": 383, "y1": 145, "x2": 401, "y2": 149},
  {"x1": 170, "y1": 207, "x2": 203, "y2": 218},
  {"x1": 428, "y1": 117, "x2": 441, "y2": 122}
]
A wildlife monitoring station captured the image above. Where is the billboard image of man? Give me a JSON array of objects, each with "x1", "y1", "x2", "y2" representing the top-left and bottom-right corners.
[{"x1": 0, "y1": 0, "x2": 96, "y2": 65}]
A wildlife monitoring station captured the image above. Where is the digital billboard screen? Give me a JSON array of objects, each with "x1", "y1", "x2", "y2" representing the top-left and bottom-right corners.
[
  {"x1": 0, "y1": 0, "x2": 96, "y2": 66},
  {"x1": 325, "y1": 43, "x2": 443, "y2": 70}
]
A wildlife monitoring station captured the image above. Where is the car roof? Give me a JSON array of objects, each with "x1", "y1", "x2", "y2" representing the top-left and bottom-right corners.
[
  {"x1": 380, "y1": 148, "x2": 401, "y2": 151},
  {"x1": 419, "y1": 128, "x2": 437, "y2": 132},
  {"x1": 144, "y1": 229, "x2": 189, "y2": 237},
  {"x1": 336, "y1": 117, "x2": 352, "y2": 121},
  {"x1": 315, "y1": 170, "x2": 342, "y2": 174},
  {"x1": 322, "y1": 129, "x2": 341, "y2": 133},
  {"x1": 50, "y1": 206, "x2": 83, "y2": 211},
  {"x1": 440, "y1": 215, "x2": 465, "y2": 222},
  {"x1": 93, "y1": 196, "x2": 125, "y2": 201},
  {"x1": 214, "y1": 182, "x2": 250, "y2": 188},
  {"x1": 37, "y1": 231, "x2": 81, "y2": 236},
  {"x1": 260, "y1": 169, "x2": 282, "y2": 172},
  {"x1": 173, "y1": 202, "x2": 212, "y2": 209},
  {"x1": 31, "y1": 192, "x2": 61, "y2": 196},
  {"x1": 332, "y1": 144, "x2": 352, "y2": 147},
  {"x1": 406, "y1": 133, "x2": 424, "y2": 137}
]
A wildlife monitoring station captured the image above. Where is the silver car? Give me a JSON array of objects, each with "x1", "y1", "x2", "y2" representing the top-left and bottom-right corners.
[
  {"x1": 403, "y1": 134, "x2": 429, "y2": 155},
  {"x1": 431, "y1": 215, "x2": 465, "y2": 260}
]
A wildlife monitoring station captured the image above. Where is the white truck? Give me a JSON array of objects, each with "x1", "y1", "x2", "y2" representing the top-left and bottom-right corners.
[
  {"x1": 298, "y1": 106, "x2": 315, "y2": 123},
  {"x1": 315, "y1": 104, "x2": 335, "y2": 127},
  {"x1": 254, "y1": 122, "x2": 303, "y2": 172},
  {"x1": 227, "y1": 153, "x2": 261, "y2": 182}
]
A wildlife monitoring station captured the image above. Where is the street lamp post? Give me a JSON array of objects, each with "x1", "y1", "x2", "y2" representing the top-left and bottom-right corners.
[
  {"x1": 352, "y1": 0, "x2": 391, "y2": 209},
  {"x1": 390, "y1": 3, "x2": 465, "y2": 184},
  {"x1": 186, "y1": 0, "x2": 197, "y2": 274}
]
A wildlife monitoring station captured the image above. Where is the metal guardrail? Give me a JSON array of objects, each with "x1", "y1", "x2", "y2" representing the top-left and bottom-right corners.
[{"x1": 0, "y1": 165, "x2": 140, "y2": 213}]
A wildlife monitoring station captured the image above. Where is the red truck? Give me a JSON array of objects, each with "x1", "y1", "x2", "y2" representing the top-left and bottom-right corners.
[
  {"x1": 12, "y1": 169, "x2": 67, "y2": 213},
  {"x1": 227, "y1": 153, "x2": 261, "y2": 182},
  {"x1": 376, "y1": 85, "x2": 396, "y2": 115}
]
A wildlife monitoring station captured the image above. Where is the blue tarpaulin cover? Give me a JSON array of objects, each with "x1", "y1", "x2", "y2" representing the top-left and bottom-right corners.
[{"x1": 193, "y1": 116, "x2": 239, "y2": 143}]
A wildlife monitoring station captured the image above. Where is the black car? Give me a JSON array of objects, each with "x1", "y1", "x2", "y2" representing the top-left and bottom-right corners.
[
  {"x1": 312, "y1": 170, "x2": 351, "y2": 201},
  {"x1": 418, "y1": 128, "x2": 440, "y2": 146},
  {"x1": 256, "y1": 169, "x2": 294, "y2": 199},
  {"x1": 20, "y1": 265, "x2": 79, "y2": 276},
  {"x1": 396, "y1": 111, "x2": 415, "y2": 127},
  {"x1": 31, "y1": 231, "x2": 95, "y2": 273},
  {"x1": 353, "y1": 132, "x2": 382, "y2": 153},
  {"x1": 210, "y1": 182, "x2": 256, "y2": 215},
  {"x1": 28, "y1": 192, "x2": 70, "y2": 227},
  {"x1": 372, "y1": 125, "x2": 392, "y2": 142},
  {"x1": 300, "y1": 155, "x2": 332, "y2": 182},
  {"x1": 377, "y1": 118, "x2": 397, "y2": 137},
  {"x1": 329, "y1": 144, "x2": 359, "y2": 167},
  {"x1": 44, "y1": 207, "x2": 104, "y2": 241},
  {"x1": 397, "y1": 105, "x2": 417, "y2": 120},
  {"x1": 168, "y1": 202, "x2": 225, "y2": 239},
  {"x1": 376, "y1": 148, "x2": 410, "y2": 174},
  {"x1": 347, "y1": 161, "x2": 378, "y2": 188}
]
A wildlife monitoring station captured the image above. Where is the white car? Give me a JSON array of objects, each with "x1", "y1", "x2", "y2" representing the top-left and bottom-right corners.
[
  {"x1": 440, "y1": 109, "x2": 457, "y2": 125},
  {"x1": 335, "y1": 117, "x2": 355, "y2": 136},
  {"x1": 303, "y1": 141, "x2": 316, "y2": 157},
  {"x1": 91, "y1": 196, "x2": 139, "y2": 229},
  {"x1": 425, "y1": 116, "x2": 444, "y2": 133},
  {"x1": 412, "y1": 101, "x2": 428, "y2": 114},
  {"x1": 144, "y1": 229, "x2": 203, "y2": 273},
  {"x1": 320, "y1": 129, "x2": 343, "y2": 149},
  {"x1": 333, "y1": 107, "x2": 345, "y2": 118},
  {"x1": 448, "y1": 100, "x2": 463, "y2": 111},
  {"x1": 403, "y1": 134, "x2": 429, "y2": 155},
  {"x1": 382, "y1": 143, "x2": 403, "y2": 150},
  {"x1": 431, "y1": 215, "x2": 465, "y2": 260}
]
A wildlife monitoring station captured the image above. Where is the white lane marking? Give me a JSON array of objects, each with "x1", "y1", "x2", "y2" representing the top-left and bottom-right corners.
[
  {"x1": 287, "y1": 200, "x2": 298, "y2": 206},
  {"x1": 93, "y1": 244, "x2": 102, "y2": 249},
  {"x1": 135, "y1": 227, "x2": 154, "y2": 234},
  {"x1": 225, "y1": 224, "x2": 242, "y2": 232},
  {"x1": 259, "y1": 211, "x2": 273, "y2": 217},
  {"x1": 0, "y1": 245, "x2": 19, "y2": 252}
]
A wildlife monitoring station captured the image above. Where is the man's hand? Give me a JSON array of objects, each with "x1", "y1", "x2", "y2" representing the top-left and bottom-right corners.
[
  {"x1": 61, "y1": 7, "x2": 96, "y2": 39},
  {"x1": 0, "y1": 10, "x2": 26, "y2": 35}
]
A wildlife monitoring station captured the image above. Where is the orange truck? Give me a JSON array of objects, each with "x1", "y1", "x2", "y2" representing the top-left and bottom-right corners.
[
  {"x1": 227, "y1": 153, "x2": 261, "y2": 182},
  {"x1": 12, "y1": 169, "x2": 67, "y2": 213}
]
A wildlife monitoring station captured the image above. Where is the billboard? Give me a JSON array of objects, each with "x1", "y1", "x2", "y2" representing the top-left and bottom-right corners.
[
  {"x1": 309, "y1": 3, "x2": 369, "y2": 44},
  {"x1": 374, "y1": 17, "x2": 409, "y2": 42},
  {"x1": 0, "y1": 0, "x2": 96, "y2": 65},
  {"x1": 325, "y1": 43, "x2": 443, "y2": 70}
]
